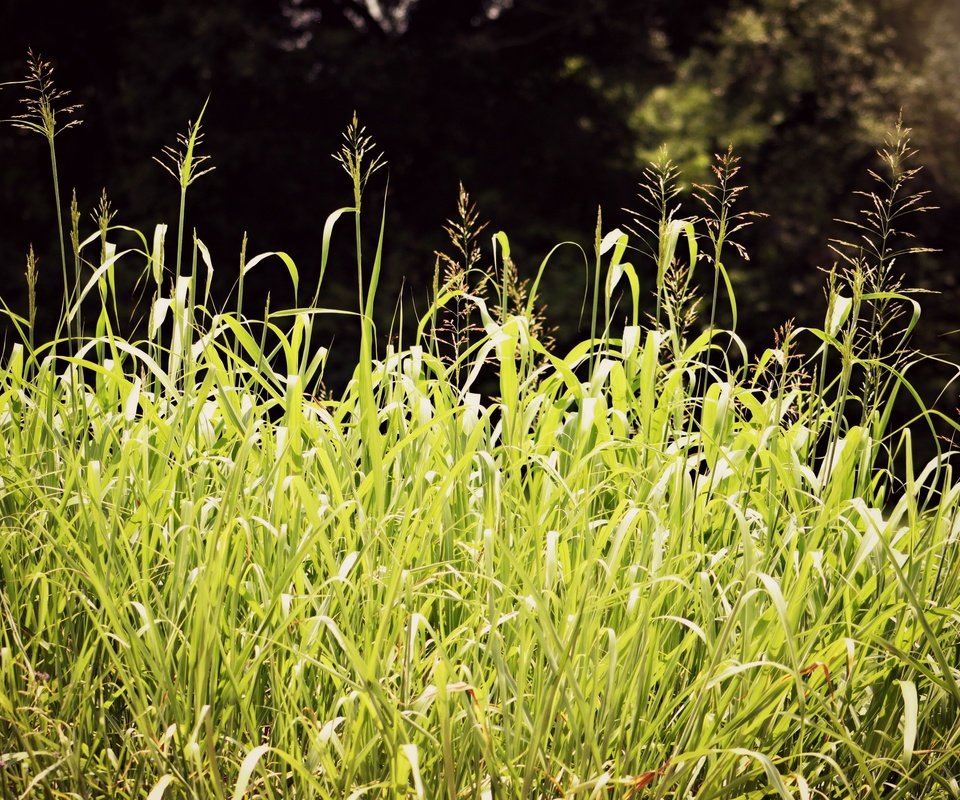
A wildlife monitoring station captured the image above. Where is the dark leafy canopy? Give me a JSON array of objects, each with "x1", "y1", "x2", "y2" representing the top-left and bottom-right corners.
[{"x1": 0, "y1": 0, "x2": 957, "y2": 391}]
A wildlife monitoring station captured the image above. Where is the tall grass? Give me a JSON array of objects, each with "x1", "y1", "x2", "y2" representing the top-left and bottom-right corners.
[{"x1": 1, "y1": 63, "x2": 959, "y2": 799}]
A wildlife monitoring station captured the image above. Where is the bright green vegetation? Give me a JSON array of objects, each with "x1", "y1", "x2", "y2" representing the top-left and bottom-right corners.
[{"x1": 1, "y1": 66, "x2": 960, "y2": 799}]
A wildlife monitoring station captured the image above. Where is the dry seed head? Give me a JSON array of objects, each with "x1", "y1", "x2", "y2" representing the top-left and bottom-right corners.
[
  {"x1": 154, "y1": 131, "x2": 214, "y2": 188},
  {"x1": 70, "y1": 190, "x2": 81, "y2": 259},
  {"x1": 11, "y1": 50, "x2": 81, "y2": 140},
  {"x1": 827, "y1": 121, "x2": 936, "y2": 400},
  {"x1": 25, "y1": 245, "x2": 38, "y2": 329},
  {"x1": 693, "y1": 146, "x2": 766, "y2": 262},
  {"x1": 154, "y1": 105, "x2": 215, "y2": 189},
  {"x1": 334, "y1": 112, "x2": 386, "y2": 204},
  {"x1": 830, "y1": 122, "x2": 936, "y2": 284},
  {"x1": 624, "y1": 146, "x2": 684, "y2": 266},
  {"x1": 437, "y1": 182, "x2": 487, "y2": 281},
  {"x1": 658, "y1": 260, "x2": 700, "y2": 339},
  {"x1": 93, "y1": 189, "x2": 117, "y2": 234},
  {"x1": 433, "y1": 184, "x2": 489, "y2": 374},
  {"x1": 752, "y1": 320, "x2": 812, "y2": 405}
]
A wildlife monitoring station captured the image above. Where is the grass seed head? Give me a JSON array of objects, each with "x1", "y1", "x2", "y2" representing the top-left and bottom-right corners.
[{"x1": 10, "y1": 50, "x2": 82, "y2": 141}]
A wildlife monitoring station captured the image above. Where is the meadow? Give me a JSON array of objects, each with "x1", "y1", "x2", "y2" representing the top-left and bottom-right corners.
[{"x1": 1, "y1": 59, "x2": 959, "y2": 798}]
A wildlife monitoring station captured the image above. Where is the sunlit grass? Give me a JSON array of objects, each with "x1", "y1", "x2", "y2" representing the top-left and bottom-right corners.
[{"x1": 1, "y1": 60, "x2": 959, "y2": 799}]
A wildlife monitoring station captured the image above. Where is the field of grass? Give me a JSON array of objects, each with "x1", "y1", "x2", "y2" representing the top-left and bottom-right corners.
[{"x1": 1, "y1": 61, "x2": 959, "y2": 798}]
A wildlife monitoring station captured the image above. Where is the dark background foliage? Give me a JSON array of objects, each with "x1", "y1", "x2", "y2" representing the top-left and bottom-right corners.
[{"x1": 2, "y1": 0, "x2": 958, "y2": 405}]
